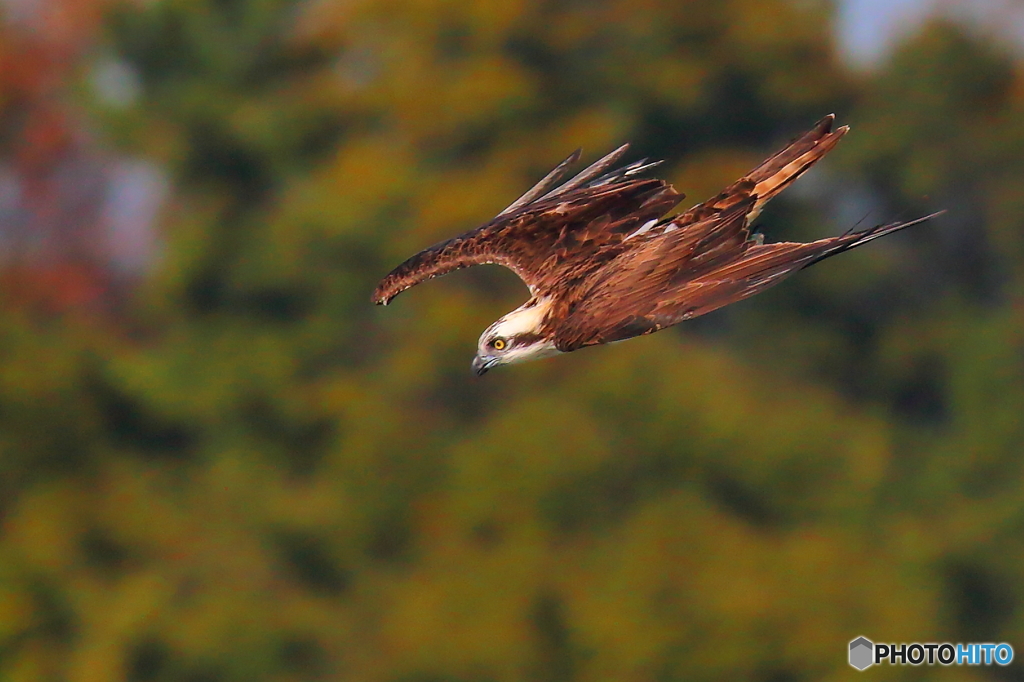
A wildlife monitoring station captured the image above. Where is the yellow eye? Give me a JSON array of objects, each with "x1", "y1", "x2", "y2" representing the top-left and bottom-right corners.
[{"x1": 492, "y1": 338, "x2": 506, "y2": 351}]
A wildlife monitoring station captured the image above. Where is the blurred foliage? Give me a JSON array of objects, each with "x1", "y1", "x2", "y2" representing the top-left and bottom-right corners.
[{"x1": 1, "y1": 0, "x2": 1024, "y2": 680}]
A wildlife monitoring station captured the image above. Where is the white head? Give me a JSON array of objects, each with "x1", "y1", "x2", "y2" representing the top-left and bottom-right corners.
[{"x1": 471, "y1": 297, "x2": 560, "y2": 375}]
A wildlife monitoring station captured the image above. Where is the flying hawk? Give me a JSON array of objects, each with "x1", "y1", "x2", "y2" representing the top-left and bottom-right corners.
[{"x1": 373, "y1": 116, "x2": 938, "y2": 375}]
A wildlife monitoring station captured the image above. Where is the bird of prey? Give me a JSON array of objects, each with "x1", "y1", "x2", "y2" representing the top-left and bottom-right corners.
[{"x1": 373, "y1": 115, "x2": 938, "y2": 375}]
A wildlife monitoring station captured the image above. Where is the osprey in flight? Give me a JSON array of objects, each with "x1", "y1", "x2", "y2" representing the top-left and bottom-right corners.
[{"x1": 373, "y1": 116, "x2": 937, "y2": 375}]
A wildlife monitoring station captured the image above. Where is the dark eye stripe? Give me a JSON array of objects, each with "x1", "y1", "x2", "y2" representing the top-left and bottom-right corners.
[{"x1": 509, "y1": 332, "x2": 543, "y2": 346}]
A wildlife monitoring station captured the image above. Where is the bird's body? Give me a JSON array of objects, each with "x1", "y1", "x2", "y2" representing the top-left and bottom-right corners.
[{"x1": 373, "y1": 116, "x2": 939, "y2": 375}]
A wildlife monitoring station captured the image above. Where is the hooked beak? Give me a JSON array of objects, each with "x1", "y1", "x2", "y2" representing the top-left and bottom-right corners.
[{"x1": 471, "y1": 355, "x2": 497, "y2": 376}]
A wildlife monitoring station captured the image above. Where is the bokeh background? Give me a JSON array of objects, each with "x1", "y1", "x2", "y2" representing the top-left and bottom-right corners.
[{"x1": 2, "y1": 0, "x2": 1024, "y2": 679}]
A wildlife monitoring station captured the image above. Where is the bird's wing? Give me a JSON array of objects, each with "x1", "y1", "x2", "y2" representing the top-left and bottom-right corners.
[
  {"x1": 374, "y1": 114, "x2": 850, "y2": 307},
  {"x1": 554, "y1": 206, "x2": 941, "y2": 351},
  {"x1": 547, "y1": 115, "x2": 925, "y2": 350},
  {"x1": 372, "y1": 151, "x2": 682, "y2": 305}
]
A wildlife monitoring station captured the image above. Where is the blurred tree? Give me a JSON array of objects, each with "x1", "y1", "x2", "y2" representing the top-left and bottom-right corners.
[
  {"x1": 0, "y1": 0, "x2": 136, "y2": 313},
  {"x1": 846, "y1": 20, "x2": 1024, "y2": 651},
  {"x1": 1, "y1": 1, "x2": 1022, "y2": 682}
]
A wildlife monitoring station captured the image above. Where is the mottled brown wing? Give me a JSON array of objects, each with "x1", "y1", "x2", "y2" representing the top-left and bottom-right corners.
[
  {"x1": 372, "y1": 175, "x2": 682, "y2": 304},
  {"x1": 374, "y1": 115, "x2": 852, "y2": 309},
  {"x1": 546, "y1": 115, "x2": 855, "y2": 350},
  {"x1": 552, "y1": 114, "x2": 849, "y2": 305},
  {"x1": 552, "y1": 210, "x2": 940, "y2": 351}
]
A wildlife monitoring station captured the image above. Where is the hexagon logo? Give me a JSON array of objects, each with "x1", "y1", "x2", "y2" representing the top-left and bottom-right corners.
[{"x1": 849, "y1": 636, "x2": 874, "y2": 670}]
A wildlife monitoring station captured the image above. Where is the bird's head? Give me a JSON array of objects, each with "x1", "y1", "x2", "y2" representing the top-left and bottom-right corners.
[{"x1": 471, "y1": 298, "x2": 560, "y2": 375}]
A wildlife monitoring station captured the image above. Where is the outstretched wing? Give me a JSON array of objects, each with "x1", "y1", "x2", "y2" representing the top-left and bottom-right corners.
[
  {"x1": 553, "y1": 208, "x2": 940, "y2": 350},
  {"x1": 548, "y1": 115, "x2": 936, "y2": 350},
  {"x1": 371, "y1": 149, "x2": 682, "y2": 305}
]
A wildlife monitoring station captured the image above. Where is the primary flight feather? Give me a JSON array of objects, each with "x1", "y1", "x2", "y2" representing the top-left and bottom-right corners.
[{"x1": 373, "y1": 116, "x2": 940, "y2": 375}]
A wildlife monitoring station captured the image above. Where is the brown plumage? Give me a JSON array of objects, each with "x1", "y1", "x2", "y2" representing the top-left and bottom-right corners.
[{"x1": 373, "y1": 115, "x2": 940, "y2": 374}]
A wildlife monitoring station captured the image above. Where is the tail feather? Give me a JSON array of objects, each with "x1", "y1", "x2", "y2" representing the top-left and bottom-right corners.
[
  {"x1": 673, "y1": 115, "x2": 848, "y2": 229},
  {"x1": 744, "y1": 114, "x2": 839, "y2": 184},
  {"x1": 748, "y1": 115, "x2": 848, "y2": 218}
]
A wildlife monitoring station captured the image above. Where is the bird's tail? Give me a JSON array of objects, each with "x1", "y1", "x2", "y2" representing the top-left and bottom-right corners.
[
  {"x1": 746, "y1": 114, "x2": 848, "y2": 219},
  {"x1": 673, "y1": 115, "x2": 848, "y2": 227}
]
